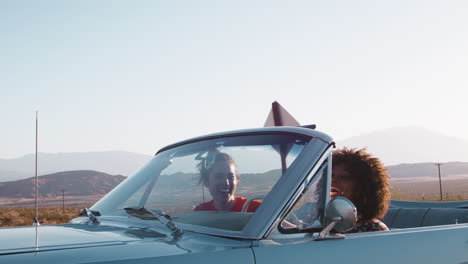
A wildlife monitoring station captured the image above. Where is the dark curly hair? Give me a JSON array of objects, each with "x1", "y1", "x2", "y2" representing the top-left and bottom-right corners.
[{"x1": 332, "y1": 147, "x2": 391, "y2": 220}]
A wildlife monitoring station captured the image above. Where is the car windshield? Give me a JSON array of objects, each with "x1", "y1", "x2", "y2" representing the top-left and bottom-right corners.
[{"x1": 93, "y1": 133, "x2": 311, "y2": 231}]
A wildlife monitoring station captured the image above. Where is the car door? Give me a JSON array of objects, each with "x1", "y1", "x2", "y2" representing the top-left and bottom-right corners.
[{"x1": 253, "y1": 225, "x2": 468, "y2": 264}]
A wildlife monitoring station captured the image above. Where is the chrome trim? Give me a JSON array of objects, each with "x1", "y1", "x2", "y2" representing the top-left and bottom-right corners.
[
  {"x1": 263, "y1": 146, "x2": 333, "y2": 239},
  {"x1": 256, "y1": 140, "x2": 334, "y2": 239}
]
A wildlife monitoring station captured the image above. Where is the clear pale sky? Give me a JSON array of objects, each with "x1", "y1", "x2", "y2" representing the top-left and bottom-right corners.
[{"x1": 2, "y1": 1, "x2": 467, "y2": 159}]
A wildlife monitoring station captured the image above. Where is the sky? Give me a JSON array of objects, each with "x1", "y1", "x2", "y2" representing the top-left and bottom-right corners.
[{"x1": 1, "y1": 1, "x2": 468, "y2": 159}]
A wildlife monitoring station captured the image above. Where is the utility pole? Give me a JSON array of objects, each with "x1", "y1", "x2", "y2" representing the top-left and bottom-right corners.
[
  {"x1": 435, "y1": 163, "x2": 443, "y2": 201},
  {"x1": 61, "y1": 189, "x2": 65, "y2": 212}
]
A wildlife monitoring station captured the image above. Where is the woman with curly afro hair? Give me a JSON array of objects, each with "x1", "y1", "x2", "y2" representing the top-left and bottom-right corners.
[{"x1": 331, "y1": 147, "x2": 391, "y2": 233}]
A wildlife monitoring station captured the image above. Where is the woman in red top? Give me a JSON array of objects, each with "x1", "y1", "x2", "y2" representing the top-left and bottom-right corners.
[
  {"x1": 193, "y1": 152, "x2": 261, "y2": 212},
  {"x1": 331, "y1": 147, "x2": 390, "y2": 233}
]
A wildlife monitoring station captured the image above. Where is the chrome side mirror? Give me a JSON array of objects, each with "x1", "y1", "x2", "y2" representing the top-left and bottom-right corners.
[{"x1": 315, "y1": 197, "x2": 357, "y2": 240}]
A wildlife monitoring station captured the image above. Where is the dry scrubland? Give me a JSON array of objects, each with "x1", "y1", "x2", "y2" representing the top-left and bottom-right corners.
[
  {"x1": 0, "y1": 195, "x2": 104, "y2": 208},
  {"x1": 0, "y1": 207, "x2": 85, "y2": 227},
  {"x1": 391, "y1": 178, "x2": 468, "y2": 201}
]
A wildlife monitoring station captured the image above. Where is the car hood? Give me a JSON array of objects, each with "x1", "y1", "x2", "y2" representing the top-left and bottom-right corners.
[
  {"x1": 0, "y1": 222, "x2": 252, "y2": 261},
  {"x1": 0, "y1": 225, "x2": 131, "y2": 255}
]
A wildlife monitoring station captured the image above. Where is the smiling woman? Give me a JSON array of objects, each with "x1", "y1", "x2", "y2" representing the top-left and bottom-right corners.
[
  {"x1": 194, "y1": 152, "x2": 262, "y2": 212},
  {"x1": 331, "y1": 147, "x2": 391, "y2": 233}
]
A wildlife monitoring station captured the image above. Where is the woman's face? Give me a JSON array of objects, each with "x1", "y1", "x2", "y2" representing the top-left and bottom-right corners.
[
  {"x1": 206, "y1": 161, "x2": 238, "y2": 205},
  {"x1": 331, "y1": 163, "x2": 355, "y2": 201}
]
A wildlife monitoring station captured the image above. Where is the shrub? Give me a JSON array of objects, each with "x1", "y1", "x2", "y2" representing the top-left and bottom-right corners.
[{"x1": 0, "y1": 207, "x2": 84, "y2": 227}]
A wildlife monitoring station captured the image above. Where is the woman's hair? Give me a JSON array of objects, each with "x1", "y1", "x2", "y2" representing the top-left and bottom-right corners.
[
  {"x1": 332, "y1": 147, "x2": 391, "y2": 220},
  {"x1": 197, "y1": 152, "x2": 237, "y2": 186}
]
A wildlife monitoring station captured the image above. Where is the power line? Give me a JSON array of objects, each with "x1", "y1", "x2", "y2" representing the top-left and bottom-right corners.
[
  {"x1": 61, "y1": 189, "x2": 65, "y2": 212},
  {"x1": 435, "y1": 163, "x2": 443, "y2": 201}
]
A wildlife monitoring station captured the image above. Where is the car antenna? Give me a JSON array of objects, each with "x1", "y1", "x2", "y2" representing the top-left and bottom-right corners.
[{"x1": 33, "y1": 111, "x2": 40, "y2": 253}]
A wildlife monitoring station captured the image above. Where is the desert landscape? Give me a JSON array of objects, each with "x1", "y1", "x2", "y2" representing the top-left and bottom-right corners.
[
  {"x1": 391, "y1": 177, "x2": 468, "y2": 201},
  {"x1": 1, "y1": 163, "x2": 467, "y2": 227}
]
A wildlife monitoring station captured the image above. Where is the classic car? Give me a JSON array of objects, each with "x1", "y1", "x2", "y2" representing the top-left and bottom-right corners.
[{"x1": 1, "y1": 126, "x2": 468, "y2": 263}]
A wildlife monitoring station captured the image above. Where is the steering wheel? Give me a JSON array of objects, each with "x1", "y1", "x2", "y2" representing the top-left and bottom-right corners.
[{"x1": 241, "y1": 195, "x2": 265, "y2": 212}]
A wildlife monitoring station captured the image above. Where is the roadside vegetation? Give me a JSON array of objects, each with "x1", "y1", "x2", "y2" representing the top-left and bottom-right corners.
[
  {"x1": 391, "y1": 178, "x2": 468, "y2": 201},
  {"x1": 0, "y1": 207, "x2": 84, "y2": 227}
]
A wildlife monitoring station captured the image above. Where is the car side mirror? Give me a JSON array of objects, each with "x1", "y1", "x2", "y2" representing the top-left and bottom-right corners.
[{"x1": 314, "y1": 197, "x2": 357, "y2": 240}]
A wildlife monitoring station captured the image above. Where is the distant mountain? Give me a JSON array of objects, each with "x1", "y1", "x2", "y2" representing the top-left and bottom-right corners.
[
  {"x1": 2, "y1": 126, "x2": 467, "y2": 183},
  {"x1": 337, "y1": 126, "x2": 468, "y2": 166},
  {"x1": 0, "y1": 168, "x2": 282, "y2": 202},
  {"x1": 0, "y1": 151, "x2": 152, "y2": 182},
  {"x1": 0, "y1": 170, "x2": 126, "y2": 198},
  {"x1": 387, "y1": 162, "x2": 468, "y2": 181},
  {"x1": 1, "y1": 163, "x2": 466, "y2": 202},
  {"x1": 0, "y1": 169, "x2": 30, "y2": 183}
]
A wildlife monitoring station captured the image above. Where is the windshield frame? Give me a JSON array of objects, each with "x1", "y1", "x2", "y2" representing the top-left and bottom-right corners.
[{"x1": 91, "y1": 127, "x2": 333, "y2": 239}]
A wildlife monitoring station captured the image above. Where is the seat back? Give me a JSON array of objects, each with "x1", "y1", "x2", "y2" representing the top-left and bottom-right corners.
[
  {"x1": 382, "y1": 207, "x2": 468, "y2": 229},
  {"x1": 422, "y1": 208, "x2": 468, "y2": 226}
]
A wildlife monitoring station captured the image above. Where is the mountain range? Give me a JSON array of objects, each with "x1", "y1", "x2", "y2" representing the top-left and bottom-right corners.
[
  {"x1": 0, "y1": 151, "x2": 151, "y2": 182},
  {"x1": 0, "y1": 169, "x2": 282, "y2": 205},
  {"x1": 387, "y1": 162, "x2": 468, "y2": 182},
  {"x1": 337, "y1": 126, "x2": 468, "y2": 166},
  {"x1": 1, "y1": 161, "x2": 467, "y2": 201},
  {"x1": 1, "y1": 126, "x2": 467, "y2": 183},
  {"x1": 0, "y1": 170, "x2": 126, "y2": 198}
]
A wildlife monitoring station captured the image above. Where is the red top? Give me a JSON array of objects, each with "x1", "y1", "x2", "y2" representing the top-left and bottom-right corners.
[{"x1": 194, "y1": 196, "x2": 262, "y2": 212}]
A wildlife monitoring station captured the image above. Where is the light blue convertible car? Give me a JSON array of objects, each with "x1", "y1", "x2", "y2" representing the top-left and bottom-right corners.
[{"x1": 1, "y1": 126, "x2": 468, "y2": 263}]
